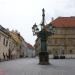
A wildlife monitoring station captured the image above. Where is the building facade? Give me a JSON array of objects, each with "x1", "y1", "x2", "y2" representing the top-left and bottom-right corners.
[
  {"x1": 9, "y1": 31, "x2": 22, "y2": 58},
  {"x1": 0, "y1": 25, "x2": 10, "y2": 60},
  {"x1": 10, "y1": 30, "x2": 29, "y2": 58},
  {"x1": 0, "y1": 25, "x2": 28, "y2": 61},
  {"x1": 26, "y1": 43, "x2": 35, "y2": 57},
  {"x1": 35, "y1": 17, "x2": 75, "y2": 58}
]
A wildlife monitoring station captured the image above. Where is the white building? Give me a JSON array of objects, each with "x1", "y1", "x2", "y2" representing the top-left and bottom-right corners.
[{"x1": 26, "y1": 43, "x2": 35, "y2": 58}]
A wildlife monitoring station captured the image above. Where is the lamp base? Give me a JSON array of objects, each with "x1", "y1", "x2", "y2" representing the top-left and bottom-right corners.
[{"x1": 39, "y1": 51, "x2": 50, "y2": 65}]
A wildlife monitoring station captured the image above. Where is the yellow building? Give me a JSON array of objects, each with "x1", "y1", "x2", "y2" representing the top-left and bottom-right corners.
[
  {"x1": 9, "y1": 31, "x2": 21, "y2": 58},
  {"x1": 10, "y1": 30, "x2": 28, "y2": 58},
  {"x1": 35, "y1": 17, "x2": 75, "y2": 58}
]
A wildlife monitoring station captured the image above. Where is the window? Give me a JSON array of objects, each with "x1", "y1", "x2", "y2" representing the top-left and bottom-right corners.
[
  {"x1": 3, "y1": 37, "x2": 8, "y2": 46},
  {"x1": 70, "y1": 50, "x2": 73, "y2": 54},
  {"x1": 20, "y1": 45, "x2": 21, "y2": 49},
  {"x1": 55, "y1": 39, "x2": 58, "y2": 45},
  {"x1": 6, "y1": 40, "x2": 8, "y2": 46},
  {"x1": 3, "y1": 38, "x2": 5, "y2": 45}
]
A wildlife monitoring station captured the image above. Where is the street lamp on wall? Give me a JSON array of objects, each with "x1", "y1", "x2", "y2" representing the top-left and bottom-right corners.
[{"x1": 32, "y1": 8, "x2": 55, "y2": 65}]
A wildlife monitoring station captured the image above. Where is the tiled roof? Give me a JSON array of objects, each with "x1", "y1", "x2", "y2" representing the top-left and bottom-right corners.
[
  {"x1": 50, "y1": 17, "x2": 75, "y2": 27},
  {"x1": 26, "y1": 43, "x2": 34, "y2": 49}
]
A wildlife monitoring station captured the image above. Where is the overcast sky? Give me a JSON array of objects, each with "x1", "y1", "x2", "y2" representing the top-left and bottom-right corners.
[{"x1": 0, "y1": 0, "x2": 75, "y2": 45}]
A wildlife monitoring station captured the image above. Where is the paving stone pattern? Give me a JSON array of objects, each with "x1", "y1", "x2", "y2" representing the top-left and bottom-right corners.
[{"x1": 0, "y1": 58, "x2": 75, "y2": 75}]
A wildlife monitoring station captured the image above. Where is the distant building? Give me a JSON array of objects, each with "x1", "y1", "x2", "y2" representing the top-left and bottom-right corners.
[
  {"x1": 16, "y1": 33, "x2": 28, "y2": 58},
  {"x1": 9, "y1": 31, "x2": 22, "y2": 58},
  {"x1": 10, "y1": 30, "x2": 28, "y2": 58},
  {"x1": 35, "y1": 17, "x2": 75, "y2": 58},
  {"x1": 26, "y1": 43, "x2": 35, "y2": 57}
]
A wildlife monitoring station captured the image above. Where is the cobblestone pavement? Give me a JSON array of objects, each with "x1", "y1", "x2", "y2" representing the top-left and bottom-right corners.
[{"x1": 0, "y1": 58, "x2": 75, "y2": 75}]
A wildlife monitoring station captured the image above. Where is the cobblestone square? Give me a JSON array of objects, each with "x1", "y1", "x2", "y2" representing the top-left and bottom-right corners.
[{"x1": 0, "y1": 58, "x2": 75, "y2": 75}]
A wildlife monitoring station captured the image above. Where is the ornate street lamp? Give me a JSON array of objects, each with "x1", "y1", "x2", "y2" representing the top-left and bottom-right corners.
[{"x1": 32, "y1": 8, "x2": 55, "y2": 65}]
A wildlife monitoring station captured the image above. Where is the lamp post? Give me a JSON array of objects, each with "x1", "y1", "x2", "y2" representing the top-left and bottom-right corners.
[{"x1": 32, "y1": 8, "x2": 55, "y2": 65}]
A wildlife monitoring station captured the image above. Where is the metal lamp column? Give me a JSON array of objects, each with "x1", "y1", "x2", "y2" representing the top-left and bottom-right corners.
[{"x1": 32, "y1": 8, "x2": 54, "y2": 65}]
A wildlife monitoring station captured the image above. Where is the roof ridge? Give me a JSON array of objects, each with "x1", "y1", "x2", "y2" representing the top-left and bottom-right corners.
[{"x1": 50, "y1": 17, "x2": 75, "y2": 27}]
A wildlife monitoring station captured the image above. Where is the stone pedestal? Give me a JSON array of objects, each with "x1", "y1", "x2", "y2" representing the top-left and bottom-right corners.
[{"x1": 39, "y1": 51, "x2": 49, "y2": 65}]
